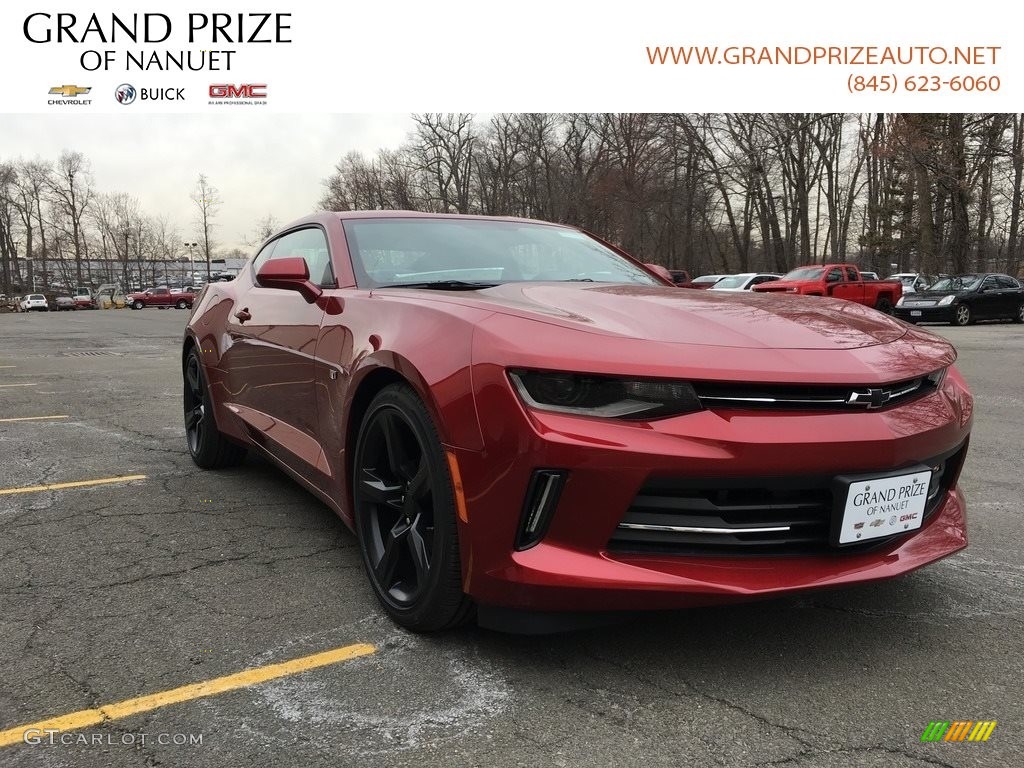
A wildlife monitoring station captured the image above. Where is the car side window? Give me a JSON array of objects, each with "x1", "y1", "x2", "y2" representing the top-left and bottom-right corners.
[
  {"x1": 981, "y1": 276, "x2": 999, "y2": 291},
  {"x1": 266, "y1": 228, "x2": 336, "y2": 288},
  {"x1": 996, "y1": 275, "x2": 1019, "y2": 289},
  {"x1": 252, "y1": 240, "x2": 278, "y2": 275},
  {"x1": 826, "y1": 268, "x2": 843, "y2": 282},
  {"x1": 845, "y1": 267, "x2": 858, "y2": 281}
]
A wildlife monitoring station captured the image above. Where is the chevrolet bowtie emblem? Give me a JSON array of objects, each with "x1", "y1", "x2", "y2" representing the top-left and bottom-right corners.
[
  {"x1": 49, "y1": 85, "x2": 91, "y2": 97},
  {"x1": 847, "y1": 388, "x2": 890, "y2": 408}
]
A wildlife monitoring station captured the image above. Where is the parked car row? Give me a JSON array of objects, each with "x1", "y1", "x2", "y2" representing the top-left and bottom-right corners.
[{"x1": 667, "y1": 265, "x2": 1023, "y2": 325}]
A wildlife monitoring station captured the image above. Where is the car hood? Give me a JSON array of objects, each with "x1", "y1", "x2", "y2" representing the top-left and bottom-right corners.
[
  {"x1": 910, "y1": 290, "x2": 969, "y2": 300},
  {"x1": 400, "y1": 282, "x2": 909, "y2": 350}
]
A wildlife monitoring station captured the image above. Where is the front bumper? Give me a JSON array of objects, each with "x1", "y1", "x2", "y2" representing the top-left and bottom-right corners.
[
  {"x1": 453, "y1": 363, "x2": 972, "y2": 613},
  {"x1": 894, "y1": 304, "x2": 955, "y2": 323}
]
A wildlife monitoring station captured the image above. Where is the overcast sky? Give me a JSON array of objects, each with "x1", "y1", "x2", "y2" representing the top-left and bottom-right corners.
[{"x1": 0, "y1": 114, "x2": 413, "y2": 253}]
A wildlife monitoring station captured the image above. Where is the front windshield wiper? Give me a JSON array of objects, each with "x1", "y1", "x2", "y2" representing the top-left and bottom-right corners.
[{"x1": 376, "y1": 280, "x2": 500, "y2": 291}]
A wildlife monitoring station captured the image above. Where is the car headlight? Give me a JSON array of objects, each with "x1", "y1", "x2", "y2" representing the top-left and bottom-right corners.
[
  {"x1": 937, "y1": 295, "x2": 956, "y2": 306},
  {"x1": 786, "y1": 287, "x2": 799, "y2": 292},
  {"x1": 926, "y1": 368, "x2": 947, "y2": 388},
  {"x1": 509, "y1": 370, "x2": 703, "y2": 419}
]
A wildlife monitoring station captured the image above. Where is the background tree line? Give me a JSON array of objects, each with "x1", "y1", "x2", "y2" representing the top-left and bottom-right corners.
[
  {"x1": 321, "y1": 113, "x2": 1024, "y2": 278},
  {"x1": 0, "y1": 155, "x2": 234, "y2": 295}
]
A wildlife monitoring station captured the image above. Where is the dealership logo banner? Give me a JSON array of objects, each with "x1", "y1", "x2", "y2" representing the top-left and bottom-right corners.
[{"x1": 0, "y1": 0, "x2": 1018, "y2": 111}]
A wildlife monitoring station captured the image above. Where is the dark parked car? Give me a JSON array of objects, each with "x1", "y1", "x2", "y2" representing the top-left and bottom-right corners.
[{"x1": 894, "y1": 273, "x2": 1024, "y2": 326}]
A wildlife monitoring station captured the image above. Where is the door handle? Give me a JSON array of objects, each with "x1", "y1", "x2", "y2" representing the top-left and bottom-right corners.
[{"x1": 234, "y1": 307, "x2": 251, "y2": 323}]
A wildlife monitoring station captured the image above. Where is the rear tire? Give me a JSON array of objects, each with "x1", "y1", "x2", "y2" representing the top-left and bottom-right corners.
[
  {"x1": 874, "y1": 296, "x2": 894, "y2": 314},
  {"x1": 1014, "y1": 303, "x2": 1024, "y2": 324},
  {"x1": 176, "y1": 300, "x2": 188, "y2": 309},
  {"x1": 183, "y1": 348, "x2": 246, "y2": 469},
  {"x1": 352, "y1": 383, "x2": 472, "y2": 632},
  {"x1": 953, "y1": 303, "x2": 972, "y2": 326}
]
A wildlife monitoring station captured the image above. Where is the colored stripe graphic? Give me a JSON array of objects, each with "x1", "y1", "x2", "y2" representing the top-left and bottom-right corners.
[
  {"x1": 969, "y1": 721, "x2": 997, "y2": 742},
  {"x1": 945, "y1": 721, "x2": 972, "y2": 741},
  {"x1": 921, "y1": 720, "x2": 996, "y2": 742},
  {"x1": 921, "y1": 722, "x2": 949, "y2": 741}
]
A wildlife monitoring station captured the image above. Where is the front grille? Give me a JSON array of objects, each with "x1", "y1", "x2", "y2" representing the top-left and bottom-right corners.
[
  {"x1": 692, "y1": 375, "x2": 938, "y2": 411},
  {"x1": 608, "y1": 443, "x2": 966, "y2": 556}
]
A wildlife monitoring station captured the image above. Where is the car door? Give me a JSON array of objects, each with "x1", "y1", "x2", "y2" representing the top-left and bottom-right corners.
[
  {"x1": 221, "y1": 227, "x2": 334, "y2": 474},
  {"x1": 828, "y1": 267, "x2": 858, "y2": 301},
  {"x1": 995, "y1": 275, "x2": 1021, "y2": 317},
  {"x1": 975, "y1": 275, "x2": 1001, "y2": 319}
]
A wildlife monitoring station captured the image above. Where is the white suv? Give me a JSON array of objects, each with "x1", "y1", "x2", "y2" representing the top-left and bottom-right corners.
[{"x1": 20, "y1": 294, "x2": 49, "y2": 312}]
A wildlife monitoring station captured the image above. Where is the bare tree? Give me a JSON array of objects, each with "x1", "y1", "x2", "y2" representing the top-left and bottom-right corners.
[
  {"x1": 47, "y1": 151, "x2": 94, "y2": 286},
  {"x1": 191, "y1": 174, "x2": 221, "y2": 279}
]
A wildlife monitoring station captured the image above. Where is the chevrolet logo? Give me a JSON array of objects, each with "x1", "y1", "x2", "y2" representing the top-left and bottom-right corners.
[
  {"x1": 847, "y1": 388, "x2": 890, "y2": 409},
  {"x1": 49, "y1": 85, "x2": 91, "y2": 97}
]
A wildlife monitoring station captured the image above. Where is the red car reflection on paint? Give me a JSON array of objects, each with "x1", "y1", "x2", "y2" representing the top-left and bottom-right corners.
[{"x1": 182, "y1": 212, "x2": 971, "y2": 632}]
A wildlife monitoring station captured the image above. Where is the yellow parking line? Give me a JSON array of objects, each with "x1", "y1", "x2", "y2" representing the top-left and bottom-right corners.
[
  {"x1": 0, "y1": 365, "x2": 15, "y2": 368},
  {"x1": 0, "y1": 643, "x2": 376, "y2": 747},
  {"x1": 0, "y1": 474, "x2": 147, "y2": 496},
  {"x1": 0, "y1": 415, "x2": 69, "y2": 423},
  {"x1": 0, "y1": 383, "x2": 37, "y2": 388}
]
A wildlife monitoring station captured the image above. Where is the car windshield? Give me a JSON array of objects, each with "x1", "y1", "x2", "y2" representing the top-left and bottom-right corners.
[
  {"x1": 343, "y1": 218, "x2": 661, "y2": 288},
  {"x1": 693, "y1": 275, "x2": 723, "y2": 284},
  {"x1": 928, "y1": 275, "x2": 982, "y2": 292},
  {"x1": 782, "y1": 267, "x2": 824, "y2": 280},
  {"x1": 711, "y1": 275, "x2": 748, "y2": 289}
]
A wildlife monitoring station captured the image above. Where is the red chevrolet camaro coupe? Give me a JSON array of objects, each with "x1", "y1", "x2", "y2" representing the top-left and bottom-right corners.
[{"x1": 183, "y1": 212, "x2": 972, "y2": 632}]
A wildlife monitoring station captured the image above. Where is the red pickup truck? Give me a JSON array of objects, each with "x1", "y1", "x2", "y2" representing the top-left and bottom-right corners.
[
  {"x1": 127, "y1": 287, "x2": 195, "y2": 310},
  {"x1": 752, "y1": 263, "x2": 902, "y2": 313}
]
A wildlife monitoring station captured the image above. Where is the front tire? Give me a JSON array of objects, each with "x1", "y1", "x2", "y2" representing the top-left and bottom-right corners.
[
  {"x1": 352, "y1": 384, "x2": 472, "y2": 632},
  {"x1": 183, "y1": 348, "x2": 246, "y2": 469},
  {"x1": 953, "y1": 303, "x2": 972, "y2": 326},
  {"x1": 132, "y1": 300, "x2": 144, "y2": 310}
]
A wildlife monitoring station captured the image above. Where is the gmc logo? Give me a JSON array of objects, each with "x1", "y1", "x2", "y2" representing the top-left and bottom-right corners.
[{"x1": 209, "y1": 84, "x2": 267, "y2": 98}]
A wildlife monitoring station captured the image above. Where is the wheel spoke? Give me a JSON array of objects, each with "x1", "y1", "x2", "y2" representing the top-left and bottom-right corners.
[
  {"x1": 360, "y1": 469, "x2": 405, "y2": 509},
  {"x1": 380, "y1": 411, "x2": 415, "y2": 480},
  {"x1": 375, "y1": 527, "x2": 404, "y2": 587},
  {"x1": 186, "y1": 362, "x2": 200, "y2": 393},
  {"x1": 406, "y1": 458, "x2": 430, "y2": 502},
  {"x1": 406, "y1": 520, "x2": 430, "y2": 583},
  {"x1": 185, "y1": 404, "x2": 203, "y2": 430}
]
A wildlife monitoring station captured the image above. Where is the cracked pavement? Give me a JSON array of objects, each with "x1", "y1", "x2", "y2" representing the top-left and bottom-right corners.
[{"x1": 0, "y1": 309, "x2": 1020, "y2": 767}]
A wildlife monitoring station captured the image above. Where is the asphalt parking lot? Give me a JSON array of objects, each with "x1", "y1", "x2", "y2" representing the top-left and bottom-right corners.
[{"x1": 0, "y1": 309, "x2": 1021, "y2": 768}]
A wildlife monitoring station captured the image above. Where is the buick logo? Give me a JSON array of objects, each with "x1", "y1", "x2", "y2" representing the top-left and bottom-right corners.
[
  {"x1": 115, "y1": 84, "x2": 137, "y2": 105},
  {"x1": 847, "y1": 388, "x2": 890, "y2": 409}
]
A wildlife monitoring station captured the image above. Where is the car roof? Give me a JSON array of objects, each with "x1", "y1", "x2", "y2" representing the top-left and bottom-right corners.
[{"x1": 330, "y1": 210, "x2": 571, "y2": 226}]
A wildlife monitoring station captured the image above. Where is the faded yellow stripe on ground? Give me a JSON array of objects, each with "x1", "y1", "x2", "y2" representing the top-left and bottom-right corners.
[
  {"x1": 0, "y1": 415, "x2": 70, "y2": 423},
  {"x1": 0, "y1": 474, "x2": 147, "y2": 496},
  {"x1": 0, "y1": 383, "x2": 37, "y2": 388},
  {"x1": 0, "y1": 643, "x2": 376, "y2": 748}
]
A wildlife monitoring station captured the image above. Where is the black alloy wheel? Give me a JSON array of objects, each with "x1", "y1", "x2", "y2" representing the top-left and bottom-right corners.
[
  {"x1": 353, "y1": 384, "x2": 471, "y2": 631},
  {"x1": 183, "y1": 348, "x2": 246, "y2": 469},
  {"x1": 1015, "y1": 302, "x2": 1024, "y2": 323},
  {"x1": 953, "y1": 303, "x2": 972, "y2": 326}
]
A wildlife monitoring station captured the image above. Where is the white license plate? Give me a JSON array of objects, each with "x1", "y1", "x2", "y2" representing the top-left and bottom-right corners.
[
  {"x1": 836, "y1": 470, "x2": 929, "y2": 544},
  {"x1": 910, "y1": 310, "x2": 923, "y2": 317}
]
